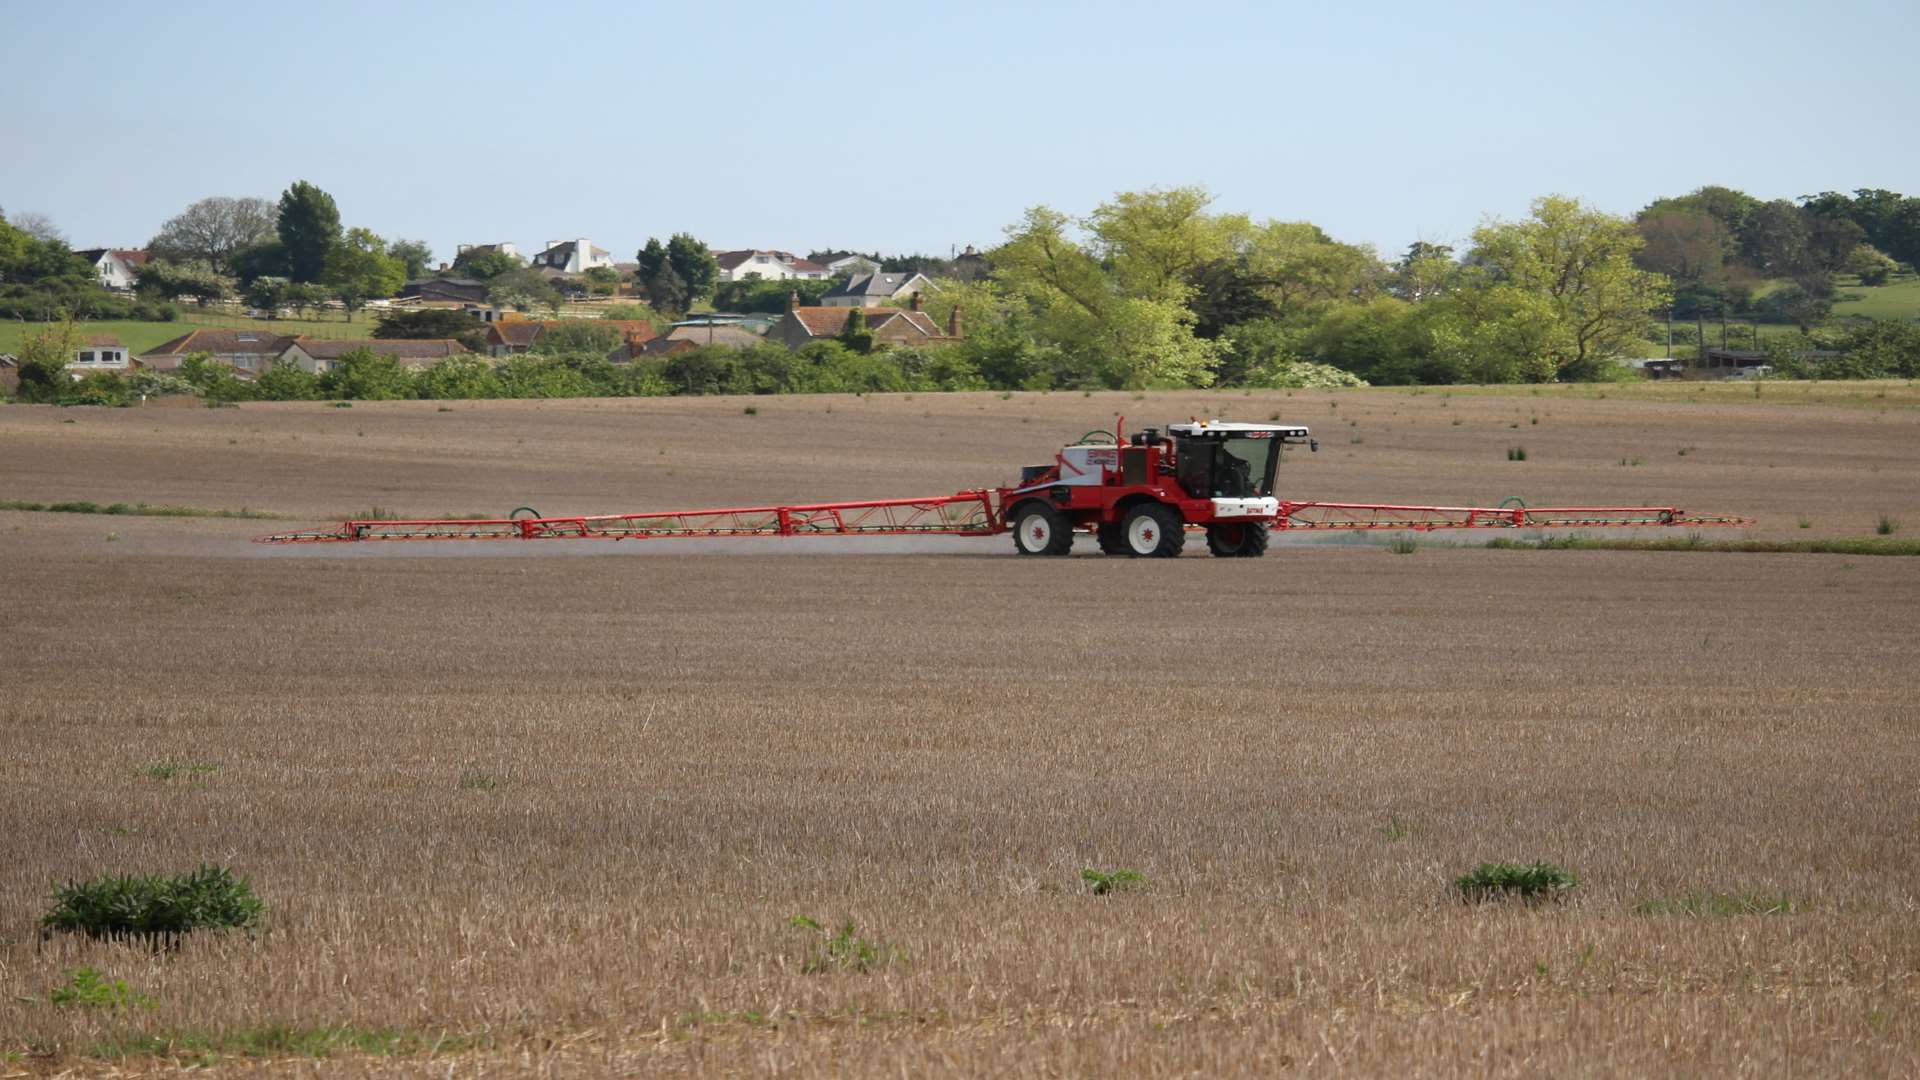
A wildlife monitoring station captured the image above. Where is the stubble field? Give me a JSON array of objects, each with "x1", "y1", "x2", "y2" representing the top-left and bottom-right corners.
[{"x1": 2, "y1": 386, "x2": 1917, "y2": 1076}]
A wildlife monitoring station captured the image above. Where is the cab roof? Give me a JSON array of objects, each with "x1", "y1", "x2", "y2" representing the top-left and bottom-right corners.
[{"x1": 1166, "y1": 421, "x2": 1310, "y2": 438}]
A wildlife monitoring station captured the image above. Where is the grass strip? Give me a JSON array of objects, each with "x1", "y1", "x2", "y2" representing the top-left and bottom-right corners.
[
  {"x1": 0, "y1": 499, "x2": 283, "y2": 520},
  {"x1": 83, "y1": 1024, "x2": 479, "y2": 1061},
  {"x1": 1484, "y1": 535, "x2": 1920, "y2": 556}
]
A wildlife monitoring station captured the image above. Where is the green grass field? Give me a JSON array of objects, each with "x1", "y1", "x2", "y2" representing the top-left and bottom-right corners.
[
  {"x1": 0, "y1": 308, "x2": 382, "y2": 356},
  {"x1": 1833, "y1": 275, "x2": 1920, "y2": 321}
]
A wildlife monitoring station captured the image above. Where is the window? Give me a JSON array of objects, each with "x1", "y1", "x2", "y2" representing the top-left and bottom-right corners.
[
  {"x1": 79, "y1": 351, "x2": 96, "y2": 364},
  {"x1": 755, "y1": 255, "x2": 770, "y2": 263}
]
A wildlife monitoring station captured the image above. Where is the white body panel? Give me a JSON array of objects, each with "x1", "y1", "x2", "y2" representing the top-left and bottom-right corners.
[
  {"x1": 1055, "y1": 445, "x2": 1117, "y2": 486},
  {"x1": 1211, "y1": 497, "x2": 1279, "y2": 519}
]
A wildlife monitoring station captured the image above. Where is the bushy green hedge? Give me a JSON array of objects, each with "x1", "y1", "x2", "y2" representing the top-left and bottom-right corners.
[{"x1": 42, "y1": 865, "x2": 264, "y2": 941}]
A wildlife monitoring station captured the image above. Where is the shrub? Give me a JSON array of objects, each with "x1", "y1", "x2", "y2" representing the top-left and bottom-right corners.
[
  {"x1": 42, "y1": 865, "x2": 264, "y2": 941},
  {"x1": 1080, "y1": 867, "x2": 1145, "y2": 895},
  {"x1": 47, "y1": 967, "x2": 154, "y2": 1010},
  {"x1": 1388, "y1": 536, "x2": 1418, "y2": 555},
  {"x1": 788, "y1": 915, "x2": 902, "y2": 973},
  {"x1": 1454, "y1": 861, "x2": 1576, "y2": 903},
  {"x1": 1506, "y1": 446, "x2": 1528, "y2": 461},
  {"x1": 1877, "y1": 514, "x2": 1899, "y2": 535}
]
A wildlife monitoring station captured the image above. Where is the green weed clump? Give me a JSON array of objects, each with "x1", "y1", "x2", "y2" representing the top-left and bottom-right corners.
[
  {"x1": 1454, "y1": 861, "x2": 1576, "y2": 904},
  {"x1": 135, "y1": 759, "x2": 217, "y2": 782},
  {"x1": 0, "y1": 499, "x2": 277, "y2": 519},
  {"x1": 47, "y1": 967, "x2": 154, "y2": 1010},
  {"x1": 86, "y1": 1025, "x2": 471, "y2": 1061},
  {"x1": 788, "y1": 915, "x2": 903, "y2": 973},
  {"x1": 1080, "y1": 868, "x2": 1145, "y2": 895},
  {"x1": 1877, "y1": 514, "x2": 1899, "y2": 535},
  {"x1": 42, "y1": 865, "x2": 264, "y2": 942},
  {"x1": 1387, "y1": 536, "x2": 1419, "y2": 555},
  {"x1": 1506, "y1": 446, "x2": 1527, "y2": 461}
]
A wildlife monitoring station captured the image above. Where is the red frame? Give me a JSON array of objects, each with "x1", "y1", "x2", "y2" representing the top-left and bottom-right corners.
[{"x1": 256, "y1": 421, "x2": 1750, "y2": 545}]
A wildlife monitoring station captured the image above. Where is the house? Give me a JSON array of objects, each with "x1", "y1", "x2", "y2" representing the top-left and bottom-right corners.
[
  {"x1": 825, "y1": 254, "x2": 881, "y2": 277},
  {"x1": 819, "y1": 271, "x2": 932, "y2": 309},
  {"x1": 530, "y1": 238, "x2": 614, "y2": 273},
  {"x1": 279, "y1": 338, "x2": 470, "y2": 374},
  {"x1": 0, "y1": 354, "x2": 18, "y2": 395},
  {"x1": 455, "y1": 242, "x2": 519, "y2": 261},
  {"x1": 769, "y1": 291, "x2": 961, "y2": 351},
  {"x1": 482, "y1": 319, "x2": 657, "y2": 359},
  {"x1": 713, "y1": 250, "x2": 831, "y2": 282},
  {"x1": 139, "y1": 328, "x2": 298, "y2": 375},
  {"x1": 71, "y1": 335, "x2": 134, "y2": 373},
  {"x1": 397, "y1": 278, "x2": 491, "y2": 305},
  {"x1": 72, "y1": 249, "x2": 149, "y2": 291},
  {"x1": 656, "y1": 324, "x2": 763, "y2": 351},
  {"x1": 950, "y1": 244, "x2": 990, "y2": 281}
]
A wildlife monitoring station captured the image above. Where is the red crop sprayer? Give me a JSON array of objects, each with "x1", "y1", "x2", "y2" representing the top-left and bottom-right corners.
[{"x1": 257, "y1": 418, "x2": 1750, "y2": 555}]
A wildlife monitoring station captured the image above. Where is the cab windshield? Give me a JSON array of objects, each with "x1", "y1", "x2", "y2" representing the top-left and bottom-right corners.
[{"x1": 1175, "y1": 436, "x2": 1277, "y2": 498}]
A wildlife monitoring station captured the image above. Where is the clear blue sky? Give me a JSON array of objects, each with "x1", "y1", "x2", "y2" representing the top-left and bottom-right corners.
[{"x1": 4, "y1": 0, "x2": 1915, "y2": 264}]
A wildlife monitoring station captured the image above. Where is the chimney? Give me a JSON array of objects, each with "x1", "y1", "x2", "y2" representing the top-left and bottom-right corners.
[
  {"x1": 575, "y1": 237, "x2": 591, "y2": 274},
  {"x1": 909, "y1": 291, "x2": 923, "y2": 312},
  {"x1": 947, "y1": 304, "x2": 962, "y2": 339}
]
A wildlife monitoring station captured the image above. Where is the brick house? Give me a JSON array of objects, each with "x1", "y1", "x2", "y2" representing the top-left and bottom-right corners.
[
  {"x1": 139, "y1": 328, "x2": 299, "y2": 376},
  {"x1": 769, "y1": 292, "x2": 961, "y2": 351}
]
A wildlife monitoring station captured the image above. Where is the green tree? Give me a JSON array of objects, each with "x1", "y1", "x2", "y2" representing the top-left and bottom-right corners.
[
  {"x1": 135, "y1": 260, "x2": 235, "y2": 306},
  {"x1": 1844, "y1": 244, "x2": 1899, "y2": 286},
  {"x1": 534, "y1": 321, "x2": 621, "y2": 355},
  {"x1": 838, "y1": 306, "x2": 876, "y2": 353},
  {"x1": 1451, "y1": 196, "x2": 1670, "y2": 380},
  {"x1": 324, "y1": 228, "x2": 407, "y2": 320},
  {"x1": 13, "y1": 316, "x2": 85, "y2": 403},
  {"x1": 374, "y1": 309, "x2": 489, "y2": 352},
  {"x1": 451, "y1": 248, "x2": 520, "y2": 279},
  {"x1": 666, "y1": 233, "x2": 720, "y2": 302},
  {"x1": 487, "y1": 268, "x2": 563, "y2": 314},
  {"x1": 319, "y1": 347, "x2": 413, "y2": 400},
  {"x1": 387, "y1": 239, "x2": 433, "y2": 280},
  {"x1": 245, "y1": 275, "x2": 292, "y2": 317},
  {"x1": 283, "y1": 281, "x2": 329, "y2": 319},
  {"x1": 254, "y1": 360, "x2": 322, "y2": 401},
  {"x1": 992, "y1": 200, "x2": 1224, "y2": 388},
  {"x1": 415, "y1": 354, "x2": 501, "y2": 399},
  {"x1": 277, "y1": 180, "x2": 342, "y2": 283},
  {"x1": 178, "y1": 353, "x2": 256, "y2": 403}
]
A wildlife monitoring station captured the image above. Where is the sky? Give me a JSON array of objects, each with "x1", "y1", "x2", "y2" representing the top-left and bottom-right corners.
[{"x1": 4, "y1": 0, "x2": 1916, "y2": 266}]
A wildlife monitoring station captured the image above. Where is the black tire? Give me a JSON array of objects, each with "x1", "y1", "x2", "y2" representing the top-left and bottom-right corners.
[
  {"x1": 1096, "y1": 522, "x2": 1129, "y2": 556},
  {"x1": 1206, "y1": 521, "x2": 1269, "y2": 558},
  {"x1": 1119, "y1": 502, "x2": 1185, "y2": 558},
  {"x1": 1011, "y1": 501, "x2": 1074, "y2": 556}
]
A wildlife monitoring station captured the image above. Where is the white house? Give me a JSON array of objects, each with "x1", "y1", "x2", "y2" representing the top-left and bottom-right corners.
[
  {"x1": 72, "y1": 249, "x2": 148, "y2": 291},
  {"x1": 825, "y1": 254, "x2": 881, "y2": 276},
  {"x1": 71, "y1": 335, "x2": 134, "y2": 373},
  {"x1": 530, "y1": 238, "x2": 614, "y2": 273},
  {"x1": 455, "y1": 241, "x2": 520, "y2": 260},
  {"x1": 713, "y1": 250, "x2": 831, "y2": 282},
  {"x1": 819, "y1": 271, "x2": 933, "y2": 309}
]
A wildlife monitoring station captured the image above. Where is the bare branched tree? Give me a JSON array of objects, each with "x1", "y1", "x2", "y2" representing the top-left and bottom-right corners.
[{"x1": 148, "y1": 196, "x2": 277, "y2": 273}]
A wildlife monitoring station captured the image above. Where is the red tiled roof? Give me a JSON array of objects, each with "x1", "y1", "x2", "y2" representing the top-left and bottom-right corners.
[
  {"x1": 788, "y1": 258, "x2": 829, "y2": 273},
  {"x1": 83, "y1": 334, "x2": 125, "y2": 347}
]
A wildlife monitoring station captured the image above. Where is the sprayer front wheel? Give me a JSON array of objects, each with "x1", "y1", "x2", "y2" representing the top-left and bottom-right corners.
[
  {"x1": 1012, "y1": 502, "x2": 1074, "y2": 557},
  {"x1": 1206, "y1": 521, "x2": 1269, "y2": 558}
]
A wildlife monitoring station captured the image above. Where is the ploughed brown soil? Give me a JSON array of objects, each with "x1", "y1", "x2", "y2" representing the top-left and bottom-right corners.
[{"x1": 2, "y1": 389, "x2": 1917, "y2": 1076}]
